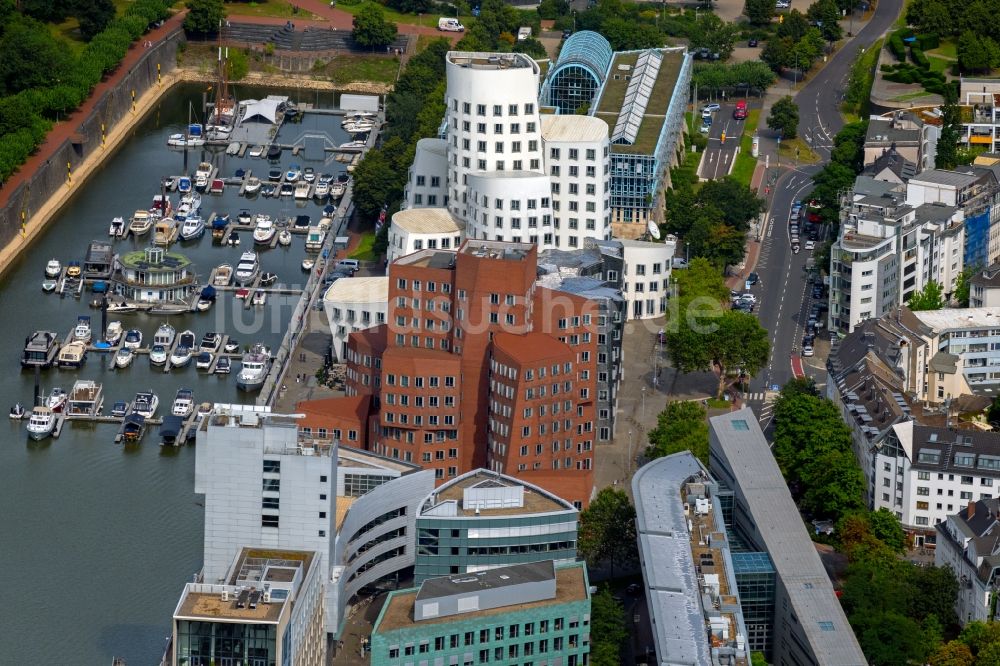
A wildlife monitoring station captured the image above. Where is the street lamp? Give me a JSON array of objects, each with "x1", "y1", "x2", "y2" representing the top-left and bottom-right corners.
[
  {"x1": 627, "y1": 430, "x2": 634, "y2": 477},
  {"x1": 641, "y1": 386, "x2": 647, "y2": 420}
]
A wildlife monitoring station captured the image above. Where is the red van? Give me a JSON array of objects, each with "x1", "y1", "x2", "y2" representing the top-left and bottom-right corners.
[{"x1": 733, "y1": 100, "x2": 748, "y2": 120}]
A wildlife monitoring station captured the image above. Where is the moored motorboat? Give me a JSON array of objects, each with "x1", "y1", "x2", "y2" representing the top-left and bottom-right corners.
[
  {"x1": 210, "y1": 178, "x2": 225, "y2": 194},
  {"x1": 196, "y1": 352, "x2": 214, "y2": 370},
  {"x1": 329, "y1": 182, "x2": 346, "y2": 199},
  {"x1": 26, "y1": 407, "x2": 56, "y2": 440},
  {"x1": 195, "y1": 161, "x2": 213, "y2": 180},
  {"x1": 213, "y1": 264, "x2": 233, "y2": 286},
  {"x1": 301, "y1": 258, "x2": 315, "y2": 272},
  {"x1": 104, "y1": 321, "x2": 124, "y2": 345},
  {"x1": 148, "y1": 344, "x2": 167, "y2": 366},
  {"x1": 237, "y1": 209, "x2": 252, "y2": 225},
  {"x1": 249, "y1": 145, "x2": 264, "y2": 158},
  {"x1": 45, "y1": 259, "x2": 61, "y2": 278},
  {"x1": 179, "y1": 216, "x2": 205, "y2": 241},
  {"x1": 215, "y1": 356, "x2": 231, "y2": 374},
  {"x1": 236, "y1": 343, "x2": 271, "y2": 391},
  {"x1": 227, "y1": 230, "x2": 241, "y2": 246},
  {"x1": 170, "y1": 345, "x2": 193, "y2": 368},
  {"x1": 114, "y1": 347, "x2": 134, "y2": 368},
  {"x1": 223, "y1": 340, "x2": 240, "y2": 354},
  {"x1": 46, "y1": 388, "x2": 68, "y2": 413},
  {"x1": 131, "y1": 390, "x2": 159, "y2": 419},
  {"x1": 294, "y1": 182, "x2": 311, "y2": 199},
  {"x1": 177, "y1": 176, "x2": 192, "y2": 193},
  {"x1": 171, "y1": 388, "x2": 195, "y2": 417},
  {"x1": 278, "y1": 230, "x2": 292, "y2": 246},
  {"x1": 314, "y1": 181, "x2": 329, "y2": 198},
  {"x1": 285, "y1": 164, "x2": 302, "y2": 182},
  {"x1": 109, "y1": 216, "x2": 126, "y2": 237},
  {"x1": 260, "y1": 272, "x2": 278, "y2": 286},
  {"x1": 72, "y1": 316, "x2": 92, "y2": 343},
  {"x1": 253, "y1": 215, "x2": 276, "y2": 245},
  {"x1": 196, "y1": 285, "x2": 216, "y2": 312},
  {"x1": 279, "y1": 182, "x2": 294, "y2": 197},
  {"x1": 244, "y1": 176, "x2": 262, "y2": 194},
  {"x1": 234, "y1": 251, "x2": 260, "y2": 286},
  {"x1": 200, "y1": 332, "x2": 222, "y2": 352},
  {"x1": 129, "y1": 210, "x2": 153, "y2": 236},
  {"x1": 110, "y1": 400, "x2": 130, "y2": 417},
  {"x1": 153, "y1": 323, "x2": 176, "y2": 349},
  {"x1": 252, "y1": 290, "x2": 267, "y2": 306},
  {"x1": 9, "y1": 403, "x2": 25, "y2": 420},
  {"x1": 122, "y1": 329, "x2": 142, "y2": 350},
  {"x1": 42, "y1": 280, "x2": 57, "y2": 293}
]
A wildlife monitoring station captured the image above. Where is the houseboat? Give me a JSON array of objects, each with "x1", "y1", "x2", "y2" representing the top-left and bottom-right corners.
[
  {"x1": 113, "y1": 247, "x2": 197, "y2": 305},
  {"x1": 153, "y1": 323, "x2": 176, "y2": 349},
  {"x1": 153, "y1": 218, "x2": 180, "y2": 246},
  {"x1": 57, "y1": 341, "x2": 87, "y2": 369},
  {"x1": 159, "y1": 414, "x2": 185, "y2": 447},
  {"x1": 21, "y1": 330, "x2": 60, "y2": 368},
  {"x1": 66, "y1": 380, "x2": 103, "y2": 418}
]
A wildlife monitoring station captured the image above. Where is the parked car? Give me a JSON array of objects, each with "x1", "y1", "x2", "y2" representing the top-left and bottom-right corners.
[
  {"x1": 699, "y1": 123, "x2": 711, "y2": 134},
  {"x1": 746, "y1": 272, "x2": 760, "y2": 285},
  {"x1": 805, "y1": 240, "x2": 815, "y2": 250},
  {"x1": 802, "y1": 344, "x2": 814, "y2": 357},
  {"x1": 702, "y1": 103, "x2": 721, "y2": 114},
  {"x1": 748, "y1": 38, "x2": 759, "y2": 47}
]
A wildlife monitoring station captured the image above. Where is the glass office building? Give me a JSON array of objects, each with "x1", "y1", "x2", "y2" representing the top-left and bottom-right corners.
[{"x1": 732, "y1": 551, "x2": 777, "y2": 658}]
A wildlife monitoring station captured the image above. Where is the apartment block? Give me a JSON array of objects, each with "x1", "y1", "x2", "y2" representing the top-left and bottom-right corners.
[
  {"x1": 863, "y1": 111, "x2": 937, "y2": 170},
  {"x1": 413, "y1": 469, "x2": 578, "y2": 583},
  {"x1": 323, "y1": 276, "x2": 388, "y2": 363},
  {"x1": 370, "y1": 560, "x2": 591, "y2": 666},
  {"x1": 709, "y1": 409, "x2": 867, "y2": 665},
  {"x1": 170, "y1": 547, "x2": 326, "y2": 666},
  {"x1": 935, "y1": 499, "x2": 1000, "y2": 625}
]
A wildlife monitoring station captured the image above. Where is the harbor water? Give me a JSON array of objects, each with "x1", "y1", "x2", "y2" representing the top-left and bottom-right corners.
[{"x1": 0, "y1": 83, "x2": 352, "y2": 665}]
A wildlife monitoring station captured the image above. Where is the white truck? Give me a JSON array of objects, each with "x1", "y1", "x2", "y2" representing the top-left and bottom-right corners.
[
  {"x1": 517, "y1": 26, "x2": 532, "y2": 41},
  {"x1": 438, "y1": 17, "x2": 465, "y2": 31}
]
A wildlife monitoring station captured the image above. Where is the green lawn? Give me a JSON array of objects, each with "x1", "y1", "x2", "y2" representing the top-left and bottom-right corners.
[
  {"x1": 730, "y1": 108, "x2": 760, "y2": 187},
  {"x1": 927, "y1": 55, "x2": 951, "y2": 73},
  {"x1": 318, "y1": 54, "x2": 400, "y2": 85},
  {"x1": 927, "y1": 39, "x2": 957, "y2": 59},
  {"x1": 349, "y1": 231, "x2": 377, "y2": 261},
  {"x1": 890, "y1": 89, "x2": 939, "y2": 102},
  {"x1": 779, "y1": 136, "x2": 820, "y2": 164}
]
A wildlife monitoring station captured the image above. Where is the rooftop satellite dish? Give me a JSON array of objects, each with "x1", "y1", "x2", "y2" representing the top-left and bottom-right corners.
[{"x1": 647, "y1": 219, "x2": 661, "y2": 240}]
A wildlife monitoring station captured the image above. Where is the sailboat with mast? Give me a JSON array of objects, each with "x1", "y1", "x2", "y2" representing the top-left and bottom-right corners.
[
  {"x1": 167, "y1": 101, "x2": 206, "y2": 148},
  {"x1": 206, "y1": 21, "x2": 237, "y2": 140}
]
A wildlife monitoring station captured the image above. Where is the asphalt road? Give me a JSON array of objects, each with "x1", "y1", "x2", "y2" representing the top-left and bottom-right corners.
[
  {"x1": 698, "y1": 103, "x2": 744, "y2": 180},
  {"x1": 743, "y1": 0, "x2": 904, "y2": 422}
]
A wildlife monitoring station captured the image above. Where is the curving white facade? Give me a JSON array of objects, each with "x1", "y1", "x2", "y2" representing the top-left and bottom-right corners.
[
  {"x1": 403, "y1": 138, "x2": 448, "y2": 210},
  {"x1": 466, "y1": 172, "x2": 555, "y2": 246},
  {"x1": 542, "y1": 115, "x2": 612, "y2": 249},
  {"x1": 323, "y1": 276, "x2": 389, "y2": 362},
  {"x1": 387, "y1": 208, "x2": 465, "y2": 263},
  {"x1": 444, "y1": 52, "x2": 545, "y2": 221}
]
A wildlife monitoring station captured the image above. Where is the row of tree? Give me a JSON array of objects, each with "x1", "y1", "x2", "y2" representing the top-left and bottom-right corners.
[
  {"x1": 0, "y1": 0, "x2": 171, "y2": 182},
  {"x1": 691, "y1": 60, "x2": 777, "y2": 97},
  {"x1": 760, "y1": 8, "x2": 834, "y2": 74}
]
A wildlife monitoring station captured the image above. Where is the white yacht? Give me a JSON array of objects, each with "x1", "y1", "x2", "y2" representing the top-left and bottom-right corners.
[
  {"x1": 244, "y1": 176, "x2": 262, "y2": 194},
  {"x1": 114, "y1": 347, "x2": 134, "y2": 368},
  {"x1": 72, "y1": 316, "x2": 92, "y2": 343},
  {"x1": 314, "y1": 181, "x2": 329, "y2": 198},
  {"x1": 329, "y1": 181, "x2": 346, "y2": 199},
  {"x1": 109, "y1": 216, "x2": 126, "y2": 238},
  {"x1": 234, "y1": 251, "x2": 260, "y2": 286},
  {"x1": 278, "y1": 230, "x2": 292, "y2": 246},
  {"x1": 252, "y1": 216, "x2": 276, "y2": 245},
  {"x1": 46, "y1": 388, "x2": 68, "y2": 412},
  {"x1": 236, "y1": 344, "x2": 271, "y2": 391},
  {"x1": 249, "y1": 145, "x2": 265, "y2": 158},
  {"x1": 294, "y1": 182, "x2": 311, "y2": 199},
  {"x1": 44, "y1": 259, "x2": 61, "y2": 278},
  {"x1": 148, "y1": 344, "x2": 167, "y2": 366},
  {"x1": 177, "y1": 192, "x2": 202, "y2": 217},
  {"x1": 195, "y1": 162, "x2": 213, "y2": 180},
  {"x1": 122, "y1": 329, "x2": 142, "y2": 351},
  {"x1": 104, "y1": 321, "x2": 124, "y2": 345},
  {"x1": 179, "y1": 215, "x2": 205, "y2": 241},
  {"x1": 199, "y1": 332, "x2": 222, "y2": 352},
  {"x1": 129, "y1": 210, "x2": 153, "y2": 236},
  {"x1": 131, "y1": 390, "x2": 159, "y2": 419},
  {"x1": 196, "y1": 351, "x2": 214, "y2": 370},
  {"x1": 171, "y1": 388, "x2": 195, "y2": 417},
  {"x1": 194, "y1": 174, "x2": 209, "y2": 192},
  {"x1": 26, "y1": 407, "x2": 56, "y2": 440},
  {"x1": 153, "y1": 323, "x2": 176, "y2": 349},
  {"x1": 215, "y1": 356, "x2": 231, "y2": 374}
]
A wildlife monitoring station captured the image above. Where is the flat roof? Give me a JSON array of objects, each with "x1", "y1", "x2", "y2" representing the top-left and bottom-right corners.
[
  {"x1": 417, "y1": 560, "x2": 554, "y2": 602},
  {"x1": 391, "y1": 208, "x2": 465, "y2": 235},
  {"x1": 177, "y1": 590, "x2": 285, "y2": 623},
  {"x1": 709, "y1": 409, "x2": 866, "y2": 666},
  {"x1": 632, "y1": 451, "x2": 714, "y2": 666},
  {"x1": 460, "y1": 239, "x2": 533, "y2": 261},
  {"x1": 375, "y1": 563, "x2": 587, "y2": 632},
  {"x1": 910, "y1": 169, "x2": 980, "y2": 188},
  {"x1": 446, "y1": 51, "x2": 538, "y2": 72},
  {"x1": 541, "y1": 114, "x2": 609, "y2": 143},
  {"x1": 394, "y1": 248, "x2": 456, "y2": 269},
  {"x1": 427, "y1": 469, "x2": 574, "y2": 517},
  {"x1": 910, "y1": 306, "x2": 1000, "y2": 330},
  {"x1": 594, "y1": 50, "x2": 684, "y2": 155},
  {"x1": 323, "y1": 276, "x2": 388, "y2": 304}
]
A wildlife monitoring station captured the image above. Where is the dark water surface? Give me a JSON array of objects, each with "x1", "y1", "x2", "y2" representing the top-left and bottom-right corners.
[{"x1": 0, "y1": 83, "x2": 350, "y2": 665}]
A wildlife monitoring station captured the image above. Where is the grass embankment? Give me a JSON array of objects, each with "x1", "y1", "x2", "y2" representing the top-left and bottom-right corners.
[
  {"x1": 226, "y1": 1, "x2": 322, "y2": 20},
  {"x1": 841, "y1": 37, "x2": 883, "y2": 123},
  {"x1": 315, "y1": 55, "x2": 400, "y2": 85},
  {"x1": 349, "y1": 231, "x2": 377, "y2": 261},
  {"x1": 730, "y1": 108, "x2": 761, "y2": 187},
  {"x1": 778, "y1": 136, "x2": 820, "y2": 164},
  {"x1": 337, "y1": 1, "x2": 468, "y2": 28}
]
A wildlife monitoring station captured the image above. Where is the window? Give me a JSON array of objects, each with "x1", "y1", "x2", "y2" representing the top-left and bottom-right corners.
[
  {"x1": 262, "y1": 515, "x2": 279, "y2": 528},
  {"x1": 263, "y1": 459, "x2": 280, "y2": 473}
]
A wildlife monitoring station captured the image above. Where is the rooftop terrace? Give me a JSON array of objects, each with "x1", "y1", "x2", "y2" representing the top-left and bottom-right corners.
[{"x1": 424, "y1": 469, "x2": 574, "y2": 517}]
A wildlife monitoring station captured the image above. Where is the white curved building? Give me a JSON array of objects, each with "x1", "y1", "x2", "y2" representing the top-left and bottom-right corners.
[
  {"x1": 466, "y1": 171, "x2": 554, "y2": 246},
  {"x1": 403, "y1": 137, "x2": 448, "y2": 210},
  {"x1": 387, "y1": 208, "x2": 465, "y2": 263},
  {"x1": 444, "y1": 52, "x2": 545, "y2": 221},
  {"x1": 323, "y1": 276, "x2": 389, "y2": 362},
  {"x1": 542, "y1": 114, "x2": 612, "y2": 248}
]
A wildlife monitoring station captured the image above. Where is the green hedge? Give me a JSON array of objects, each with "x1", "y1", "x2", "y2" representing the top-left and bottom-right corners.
[
  {"x1": 0, "y1": 0, "x2": 170, "y2": 182},
  {"x1": 888, "y1": 32, "x2": 907, "y2": 60},
  {"x1": 881, "y1": 61, "x2": 949, "y2": 94},
  {"x1": 916, "y1": 33, "x2": 939, "y2": 50},
  {"x1": 911, "y1": 46, "x2": 930, "y2": 70}
]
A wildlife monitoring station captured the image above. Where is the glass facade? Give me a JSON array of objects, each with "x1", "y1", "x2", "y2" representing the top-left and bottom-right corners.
[
  {"x1": 343, "y1": 472, "x2": 394, "y2": 497},
  {"x1": 541, "y1": 31, "x2": 613, "y2": 115},
  {"x1": 175, "y1": 620, "x2": 277, "y2": 666},
  {"x1": 732, "y1": 551, "x2": 776, "y2": 658}
]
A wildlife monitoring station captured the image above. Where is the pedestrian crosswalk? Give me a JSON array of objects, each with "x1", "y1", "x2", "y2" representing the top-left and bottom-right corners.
[{"x1": 745, "y1": 392, "x2": 768, "y2": 402}]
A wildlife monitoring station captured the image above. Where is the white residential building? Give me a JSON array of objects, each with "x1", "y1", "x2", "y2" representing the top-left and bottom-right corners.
[
  {"x1": 387, "y1": 208, "x2": 464, "y2": 263},
  {"x1": 594, "y1": 238, "x2": 676, "y2": 319},
  {"x1": 829, "y1": 180, "x2": 965, "y2": 333},
  {"x1": 323, "y1": 277, "x2": 388, "y2": 362},
  {"x1": 935, "y1": 499, "x2": 1000, "y2": 625},
  {"x1": 193, "y1": 405, "x2": 434, "y2": 636},
  {"x1": 403, "y1": 137, "x2": 448, "y2": 210}
]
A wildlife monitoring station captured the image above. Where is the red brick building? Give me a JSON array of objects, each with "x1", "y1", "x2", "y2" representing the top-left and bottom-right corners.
[{"x1": 327, "y1": 240, "x2": 599, "y2": 507}]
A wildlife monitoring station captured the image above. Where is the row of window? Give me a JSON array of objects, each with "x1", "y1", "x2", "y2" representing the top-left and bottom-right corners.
[
  {"x1": 453, "y1": 101, "x2": 536, "y2": 117},
  {"x1": 385, "y1": 374, "x2": 456, "y2": 388},
  {"x1": 388, "y1": 637, "x2": 585, "y2": 663},
  {"x1": 298, "y1": 427, "x2": 359, "y2": 442},
  {"x1": 550, "y1": 147, "x2": 601, "y2": 161},
  {"x1": 384, "y1": 411, "x2": 456, "y2": 426},
  {"x1": 383, "y1": 393, "x2": 456, "y2": 408},
  {"x1": 469, "y1": 158, "x2": 540, "y2": 171}
]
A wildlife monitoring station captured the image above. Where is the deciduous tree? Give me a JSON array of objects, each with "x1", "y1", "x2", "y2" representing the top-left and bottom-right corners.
[
  {"x1": 907, "y1": 280, "x2": 944, "y2": 310},
  {"x1": 767, "y1": 95, "x2": 799, "y2": 138},
  {"x1": 74, "y1": 0, "x2": 116, "y2": 41},
  {"x1": 184, "y1": 0, "x2": 224, "y2": 35},
  {"x1": 352, "y1": 2, "x2": 398, "y2": 48},
  {"x1": 589, "y1": 588, "x2": 628, "y2": 666},
  {"x1": 646, "y1": 401, "x2": 709, "y2": 464},
  {"x1": 578, "y1": 488, "x2": 637, "y2": 577},
  {"x1": 745, "y1": 0, "x2": 774, "y2": 24}
]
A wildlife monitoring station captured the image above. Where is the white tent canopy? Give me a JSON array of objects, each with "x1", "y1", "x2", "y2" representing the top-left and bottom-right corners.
[{"x1": 240, "y1": 98, "x2": 284, "y2": 124}]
